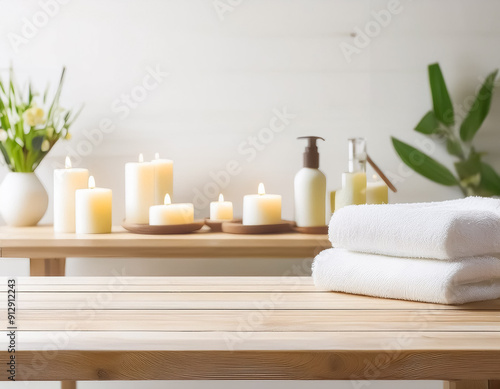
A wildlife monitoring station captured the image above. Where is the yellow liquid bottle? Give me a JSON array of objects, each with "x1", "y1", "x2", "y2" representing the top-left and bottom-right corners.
[{"x1": 334, "y1": 138, "x2": 367, "y2": 212}]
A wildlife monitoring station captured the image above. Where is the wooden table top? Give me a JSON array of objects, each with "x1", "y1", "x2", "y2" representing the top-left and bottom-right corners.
[
  {"x1": 0, "y1": 225, "x2": 329, "y2": 258},
  {"x1": 2, "y1": 276, "x2": 500, "y2": 381}
]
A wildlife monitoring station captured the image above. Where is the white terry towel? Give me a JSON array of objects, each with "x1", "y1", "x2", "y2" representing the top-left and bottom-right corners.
[
  {"x1": 329, "y1": 196, "x2": 500, "y2": 260},
  {"x1": 312, "y1": 249, "x2": 500, "y2": 304},
  {"x1": 312, "y1": 248, "x2": 500, "y2": 304}
]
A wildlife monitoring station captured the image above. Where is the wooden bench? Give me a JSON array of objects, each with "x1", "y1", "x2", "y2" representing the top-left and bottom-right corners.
[{"x1": 1, "y1": 276, "x2": 499, "y2": 388}]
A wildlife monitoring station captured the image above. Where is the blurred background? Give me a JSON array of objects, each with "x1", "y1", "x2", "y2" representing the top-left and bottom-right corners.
[{"x1": 1, "y1": 0, "x2": 500, "y2": 387}]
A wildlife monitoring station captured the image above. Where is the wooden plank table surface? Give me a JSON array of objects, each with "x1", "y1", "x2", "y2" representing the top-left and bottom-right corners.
[{"x1": 1, "y1": 276, "x2": 499, "y2": 387}]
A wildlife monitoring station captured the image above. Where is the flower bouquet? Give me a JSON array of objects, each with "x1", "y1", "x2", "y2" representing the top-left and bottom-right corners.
[
  {"x1": 0, "y1": 67, "x2": 82, "y2": 226},
  {"x1": 0, "y1": 67, "x2": 80, "y2": 172}
]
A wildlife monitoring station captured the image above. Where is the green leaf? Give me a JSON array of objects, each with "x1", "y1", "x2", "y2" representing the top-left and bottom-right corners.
[
  {"x1": 415, "y1": 111, "x2": 440, "y2": 134},
  {"x1": 47, "y1": 67, "x2": 66, "y2": 123},
  {"x1": 31, "y1": 135, "x2": 45, "y2": 152},
  {"x1": 28, "y1": 83, "x2": 33, "y2": 105},
  {"x1": 65, "y1": 104, "x2": 84, "y2": 127},
  {"x1": 0, "y1": 143, "x2": 11, "y2": 168},
  {"x1": 428, "y1": 63, "x2": 454, "y2": 126},
  {"x1": 479, "y1": 162, "x2": 500, "y2": 195},
  {"x1": 459, "y1": 69, "x2": 498, "y2": 142},
  {"x1": 392, "y1": 137, "x2": 458, "y2": 186},
  {"x1": 446, "y1": 137, "x2": 463, "y2": 158},
  {"x1": 43, "y1": 82, "x2": 50, "y2": 104}
]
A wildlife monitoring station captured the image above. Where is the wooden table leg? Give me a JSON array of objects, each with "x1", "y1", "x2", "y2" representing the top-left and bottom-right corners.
[
  {"x1": 29, "y1": 258, "x2": 66, "y2": 277},
  {"x1": 444, "y1": 381, "x2": 489, "y2": 389},
  {"x1": 30, "y1": 258, "x2": 72, "y2": 388}
]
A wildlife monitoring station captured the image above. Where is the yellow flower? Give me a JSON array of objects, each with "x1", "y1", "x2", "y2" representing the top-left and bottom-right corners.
[
  {"x1": 41, "y1": 139, "x2": 50, "y2": 152},
  {"x1": 46, "y1": 127, "x2": 54, "y2": 138},
  {"x1": 23, "y1": 106, "x2": 45, "y2": 127}
]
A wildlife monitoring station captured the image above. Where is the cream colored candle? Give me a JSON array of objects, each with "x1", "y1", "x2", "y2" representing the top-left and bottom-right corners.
[
  {"x1": 149, "y1": 194, "x2": 194, "y2": 225},
  {"x1": 75, "y1": 176, "x2": 112, "y2": 234},
  {"x1": 210, "y1": 193, "x2": 233, "y2": 221},
  {"x1": 125, "y1": 153, "x2": 155, "y2": 224},
  {"x1": 334, "y1": 171, "x2": 367, "y2": 211},
  {"x1": 152, "y1": 152, "x2": 173, "y2": 205},
  {"x1": 242, "y1": 183, "x2": 281, "y2": 225},
  {"x1": 366, "y1": 175, "x2": 389, "y2": 204},
  {"x1": 53, "y1": 156, "x2": 89, "y2": 233}
]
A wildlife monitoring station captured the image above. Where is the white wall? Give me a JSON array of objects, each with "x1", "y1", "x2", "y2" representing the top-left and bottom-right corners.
[{"x1": 1, "y1": 0, "x2": 500, "y2": 387}]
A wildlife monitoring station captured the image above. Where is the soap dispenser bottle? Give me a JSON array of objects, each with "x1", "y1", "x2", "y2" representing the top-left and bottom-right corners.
[
  {"x1": 294, "y1": 136, "x2": 326, "y2": 227},
  {"x1": 334, "y1": 138, "x2": 367, "y2": 212}
]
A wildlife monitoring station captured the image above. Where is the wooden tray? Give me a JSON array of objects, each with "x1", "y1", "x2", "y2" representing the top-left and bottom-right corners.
[
  {"x1": 293, "y1": 225, "x2": 329, "y2": 234},
  {"x1": 222, "y1": 220, "x2": 293, "y2": 234},
  {"x1": 122, "y1": 220, "x2": 205, "y2": 235},
  {"x1": 204, "y1": 218, "x2": 242, "y2": 232}
]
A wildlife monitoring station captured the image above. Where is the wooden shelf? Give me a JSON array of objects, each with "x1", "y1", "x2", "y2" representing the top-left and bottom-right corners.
[{"x1": 0, "y1": 225, "x2": 330, "y2": 259}]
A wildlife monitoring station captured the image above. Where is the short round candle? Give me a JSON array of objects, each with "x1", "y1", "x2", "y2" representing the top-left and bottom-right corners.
[
  {"x1": 210, "y1": 193, "x2": 233, "y2": 221},
  {"x1": 53, "y1": 156, "x2": 89, "y2": 233},
  {"x1": 243, "y1": 183, "x2": 282, "y2": 226},
  {"x1": 75, "y1": 176, "x2": 112, "y2": 234},
  {"x1": 149, "y1": 194, "x2": 194, "y2": 225}
]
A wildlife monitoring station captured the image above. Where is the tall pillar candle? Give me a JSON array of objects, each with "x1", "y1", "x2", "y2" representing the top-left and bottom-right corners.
[
  {"x1": 243, "y1": 183, "x2": 281, "y2": 225},
  {"x1": 125, "y1": 153, "x2": 155, "y2": 224},
  {"x1": 75, "y1": 176, "x2": 112, "y2": 234},
  {"x1": 152, "y1": 153, "x2": 173, "y2": 205},
  {"x1": 53, "y1": 156, "x2": 89, "y2": 233}
]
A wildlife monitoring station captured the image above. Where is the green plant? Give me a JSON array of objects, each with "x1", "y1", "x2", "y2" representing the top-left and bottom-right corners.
[
  {"x1": 392, "y1": 63, "x2": 500, "y2": 197},
  {"x1": 0, "y1": 67, "x2": 81, "y2": 172}
]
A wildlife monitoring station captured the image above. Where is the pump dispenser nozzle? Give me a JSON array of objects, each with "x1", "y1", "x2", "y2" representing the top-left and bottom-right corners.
[{"x1": 297, "y1": 136, "x2": 325, "y2": 169}]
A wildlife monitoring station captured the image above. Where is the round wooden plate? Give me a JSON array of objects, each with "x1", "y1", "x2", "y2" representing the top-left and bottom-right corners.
[
  {"x1": 122, "y1": 220, "x2": 205, "y2": 235},
  {"x1": 221, "y1": 220, "x2": 294, "y2": 234},
  {"x1": 293, "y1": 225, "x2": 329, "y2": 234},
  {"x1": 204, "y1": 218, "x2": 242, "y2": 232}
]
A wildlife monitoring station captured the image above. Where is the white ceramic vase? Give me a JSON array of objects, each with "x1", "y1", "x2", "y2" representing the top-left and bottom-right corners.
[{"x1": 0, "y1": 172, "x2": 49, "y2": 226}]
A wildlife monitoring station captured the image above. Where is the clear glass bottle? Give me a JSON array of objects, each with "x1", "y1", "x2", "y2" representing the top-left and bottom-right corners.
[{"x1": 334, "y1": 138, "x2": 367, "y2": 211}]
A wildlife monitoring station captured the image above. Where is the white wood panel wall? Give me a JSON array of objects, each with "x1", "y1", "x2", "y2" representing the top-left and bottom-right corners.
[
  {"x1": 1, "y1": 0, "x2": 499, "y2": 225},
  {"x1": 0, "y1": 1, "x2": 498, "y2": 386}
]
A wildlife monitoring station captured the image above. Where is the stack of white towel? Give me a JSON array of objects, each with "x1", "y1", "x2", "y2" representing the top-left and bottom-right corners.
[{"x1": 312, "y1": 197, "x2": 500, "y2": 304}]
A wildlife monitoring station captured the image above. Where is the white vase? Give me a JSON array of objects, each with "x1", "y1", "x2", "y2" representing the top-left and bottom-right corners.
[{"x1": 0, "y1": 172, "x2": 49, "y2": 226}]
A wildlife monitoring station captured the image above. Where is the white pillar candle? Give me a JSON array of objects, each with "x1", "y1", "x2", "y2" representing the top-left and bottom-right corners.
[
  {"x1": 152, "y1": 153, "x2": 174, "y2": 205},
  {"x1": 210, "y1": 193, "x2": 234, "y2": 221},
  {"x1": 53, "y1": 156, "x2": 89, "y2": 233},
  {"x1": 75, "y1": 176, "x2": 112, "y2": 234},
  {"x1": 243, "y1": 183, "x2": 282, "y2": 225},
  {"x1": 366, "y1": 175, "x2": 389, "y2": 205},
  {"x1": 149, "y1": 194, "x2": 194, "y2": 225},
  {"x1": 125, "y1": 153, "x2": 155, "y2": 224}
]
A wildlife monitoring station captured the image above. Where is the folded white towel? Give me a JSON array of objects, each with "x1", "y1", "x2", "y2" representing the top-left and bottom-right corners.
[
  {"x1": 312, "y1": 248, "x2": 500, "y2": 304},
  {"x1": 329, "y1": 196, "x2": 500, "y2": 260}
]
